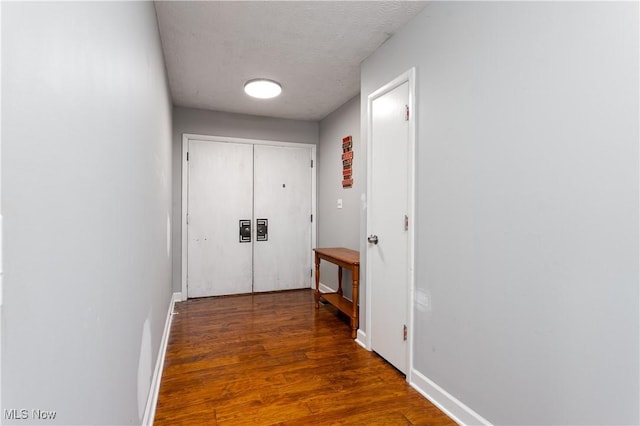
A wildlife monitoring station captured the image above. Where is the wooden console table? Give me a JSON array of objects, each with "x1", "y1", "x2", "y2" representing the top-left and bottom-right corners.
[{"x1": 314, "y1": 247, "x2": 360, "y2": 338}]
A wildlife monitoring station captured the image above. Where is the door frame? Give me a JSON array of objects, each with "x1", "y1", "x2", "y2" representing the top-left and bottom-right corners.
[
  {"x1": 365, "y1": 68, "x2": 416, "y2": 381},
  {"x1": 181, "y1": 133, "x2": 317, "y2": 299}
]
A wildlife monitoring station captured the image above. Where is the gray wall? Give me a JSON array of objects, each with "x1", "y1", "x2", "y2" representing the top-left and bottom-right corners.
[
  {"x1": 171, "y1": 107, "x2": 318, "y2": 292},
  {"x1": 317, "y1": 95, "x2": 361, "y2": 301},
  {"x1": 361, "y1": 2, "x2": 638, "y2": 425},
  {"x1": 2, "y1": 2, "x2": 173, "y2": 424}
]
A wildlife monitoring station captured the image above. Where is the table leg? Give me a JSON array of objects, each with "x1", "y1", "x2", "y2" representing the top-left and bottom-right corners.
[
  {"x1": 351, "y1": 265, "x2": 359, "y2": 339},
  {"x1": 314, "y1": 254, "x2": 321, "y2": 309},
  {"x1": 337, "y1": 266, "x2": 343, "y2": 297}
]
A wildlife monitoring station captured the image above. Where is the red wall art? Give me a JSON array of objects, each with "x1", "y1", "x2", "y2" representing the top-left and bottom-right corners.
[{"x1": 342, "y1": 135, "x2": 353, "y2": 188}]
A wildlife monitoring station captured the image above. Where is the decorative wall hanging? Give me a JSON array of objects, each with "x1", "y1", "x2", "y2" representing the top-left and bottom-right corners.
[{"x1": 342, "y1": 135, "x2": 353, "y2": 188}]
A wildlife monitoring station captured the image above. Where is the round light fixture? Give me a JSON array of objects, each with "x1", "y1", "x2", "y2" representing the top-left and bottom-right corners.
[{"x1": 244, "y1": 78, "x2": 282, "y2": 99}]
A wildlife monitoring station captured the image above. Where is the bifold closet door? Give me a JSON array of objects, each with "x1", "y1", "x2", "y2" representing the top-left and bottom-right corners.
[
  {"x1": 187, "y1": 140, "x2": 253, "y2": 297},
  {"x1": 253, "y1": 145, "x2": 312, "y2": 292}
]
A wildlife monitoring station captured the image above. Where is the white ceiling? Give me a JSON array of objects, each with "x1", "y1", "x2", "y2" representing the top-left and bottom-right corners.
[{"x1": 154, "y1": 1, "x2": 427, "y2": 121}]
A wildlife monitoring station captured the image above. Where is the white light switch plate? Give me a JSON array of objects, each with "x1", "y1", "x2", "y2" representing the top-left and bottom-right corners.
[{"x1": 337, "y1": 199, "x2": 343, "y2": 209}]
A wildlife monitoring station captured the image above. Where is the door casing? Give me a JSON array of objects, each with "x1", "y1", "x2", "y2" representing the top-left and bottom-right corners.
[
  {"x1": 181, "y1": 133, "x2": 317, "y2": 299},
  {"x1": 365, "y1": 68, "x2": 416, "y2": 382}
]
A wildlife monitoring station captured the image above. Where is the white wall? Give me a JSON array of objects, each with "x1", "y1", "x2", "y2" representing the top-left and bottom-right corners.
[
  {"x1": 0, "y1": 1, "x2": 3, "y2": 417},
  {"x1": 317, "y1": 95, "x2": 361, "y2": 302},
  {"x1": 171, "y1": 107, "x2": 318, "y2": 293},
  {"x1": 361, "y1": 2, "x2": 638, "y2": 424},
  {"x1": 2, "y1": 2, "x2": 173, "y2": 424}
]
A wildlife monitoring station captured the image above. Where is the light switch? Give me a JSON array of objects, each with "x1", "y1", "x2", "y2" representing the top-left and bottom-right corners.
[{"x1": 337, "y1": 199, "x2": 343, "y2": 209}]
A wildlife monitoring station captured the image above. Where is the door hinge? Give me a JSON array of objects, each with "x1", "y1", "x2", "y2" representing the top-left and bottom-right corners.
[
  {"x1": 404, "y1": 214, "x2": 409, "y2": 231},
  {"x1": 186, "y1": 213, "x2": 189, "y2": 225},
  {"x1": 310, "y1": 214, "x2": 313, "y2": 223},
  {"x1": 405, "y1": 105, "x2": 410, "y2": 121},
  {"x1": 403, "y1": 324, "x2": 408, "y2": 341},
  {"x1": 311, "y1": 159, "x2": 314, "y2": 168},
  {"x1": 186, "y1": 152, "x2": 189, "y2": 161},
  {"x1": 310, "y1": 268, "x2": 313, "y2": 277}
]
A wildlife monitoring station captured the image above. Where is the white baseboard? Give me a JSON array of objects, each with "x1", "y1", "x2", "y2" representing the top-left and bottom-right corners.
[
  {"x1": 318, "y1": 282, "x2": 352, "y2": 302},
  {"x1": 410, "y1": 369, "x2": 491, "y2": 426},
  {"x1": 355, "y1": 329, "x2": 368, "y2": 350},
  {"x1": 142, "y1": 292, "x2": 180, "y2": 425},
  {"x1": 318, "y1": 282, "x2": 335, "y2": 295}
]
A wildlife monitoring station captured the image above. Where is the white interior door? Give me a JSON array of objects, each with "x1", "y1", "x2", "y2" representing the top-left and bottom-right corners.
[
  {"x1": 253, "y1": 145, "x2": 312, "y2": 292},
  {"x1": 369, "y1": 80, "x2": 411, "y2": 374},
  {"x1": 187, "y1": 140, "x2": 253, "y2": 297}
]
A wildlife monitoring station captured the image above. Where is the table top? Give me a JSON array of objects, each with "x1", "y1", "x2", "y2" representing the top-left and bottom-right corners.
[{"x1": 314, "y1": 247, "x2": 359, "y2": 265}]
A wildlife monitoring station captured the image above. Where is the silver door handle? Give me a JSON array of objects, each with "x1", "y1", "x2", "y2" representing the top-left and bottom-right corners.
[{"x1": 367, "y1": 235, "x2": 379, "y2": 244}]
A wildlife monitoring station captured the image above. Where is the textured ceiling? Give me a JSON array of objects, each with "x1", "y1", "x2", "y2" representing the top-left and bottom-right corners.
[{"x1": 154, "y1": 1, "x2": 427, "y2": 121}]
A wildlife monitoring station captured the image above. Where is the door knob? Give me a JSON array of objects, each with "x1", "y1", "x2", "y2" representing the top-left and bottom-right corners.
[{"x1": 367, "y1": 235, "x2": 379, "y2": 244}]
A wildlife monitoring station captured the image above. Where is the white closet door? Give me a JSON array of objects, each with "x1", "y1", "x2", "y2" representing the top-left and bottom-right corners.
[
  {"x1": 369, "y1": 81, "x2": 410, "y2": 373},
  {"x1": 187, "y1": 140, "x2": 253, "y2": 297},
  {"x1": 253, "y1": 145, "x2": 312, "y2": 292}
]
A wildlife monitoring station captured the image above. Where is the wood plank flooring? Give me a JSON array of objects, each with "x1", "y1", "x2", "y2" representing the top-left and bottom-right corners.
[{"x1": 154, "y1": 289, "x2": 455, "y2": 425}]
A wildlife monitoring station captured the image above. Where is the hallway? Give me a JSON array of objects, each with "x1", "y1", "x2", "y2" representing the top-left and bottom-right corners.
[{"x1": 3, "y1": 2, "x2": 637, "y2": 424}]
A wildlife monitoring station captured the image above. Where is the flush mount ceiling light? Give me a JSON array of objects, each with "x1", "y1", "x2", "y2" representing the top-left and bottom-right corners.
[{"x1": 244, "y1": 78, "x2": 282, "y2": 99}]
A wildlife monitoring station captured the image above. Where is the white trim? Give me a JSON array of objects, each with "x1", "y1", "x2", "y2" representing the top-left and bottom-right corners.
[
  {"x1": 183, "y1": 133, "x2": 316, "y2": 149},
  {"x1": 410, "y1": 369, "x2": 492, "y2": 426},
  {"x1": 365, "y1": 68, "x2": 417, "y2": 379},
  {"x1": 407, "y1": 68, "x2": 417, "y2": 384},
  {"x1": 318, "y1": 282, "x2": 336, "y2": 295},
  {"x1": 310, "y1": 145, "x2": 317, "y2": 289},
  {"x1": 181, "y1": 134, "x2": 317, "y2": 299},
  {"x1": 142, "y1": 292, "x2": 179, "y2": 426},
  {"x1": 181, "y1": 137, "x2": 189, "y2": 299},
  {"x1": 355, "y1": 329, "x2": 368, "y2": 350}
]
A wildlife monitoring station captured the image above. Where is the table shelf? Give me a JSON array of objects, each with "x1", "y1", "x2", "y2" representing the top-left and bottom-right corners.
[{"x1": 320, "y1": 292, "x2": 354, "y2": 316}]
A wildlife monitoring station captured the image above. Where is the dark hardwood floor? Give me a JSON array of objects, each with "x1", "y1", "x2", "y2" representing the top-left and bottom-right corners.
[{"x1": 154, "y1": 289, "x2": 455, "y2": 425}]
